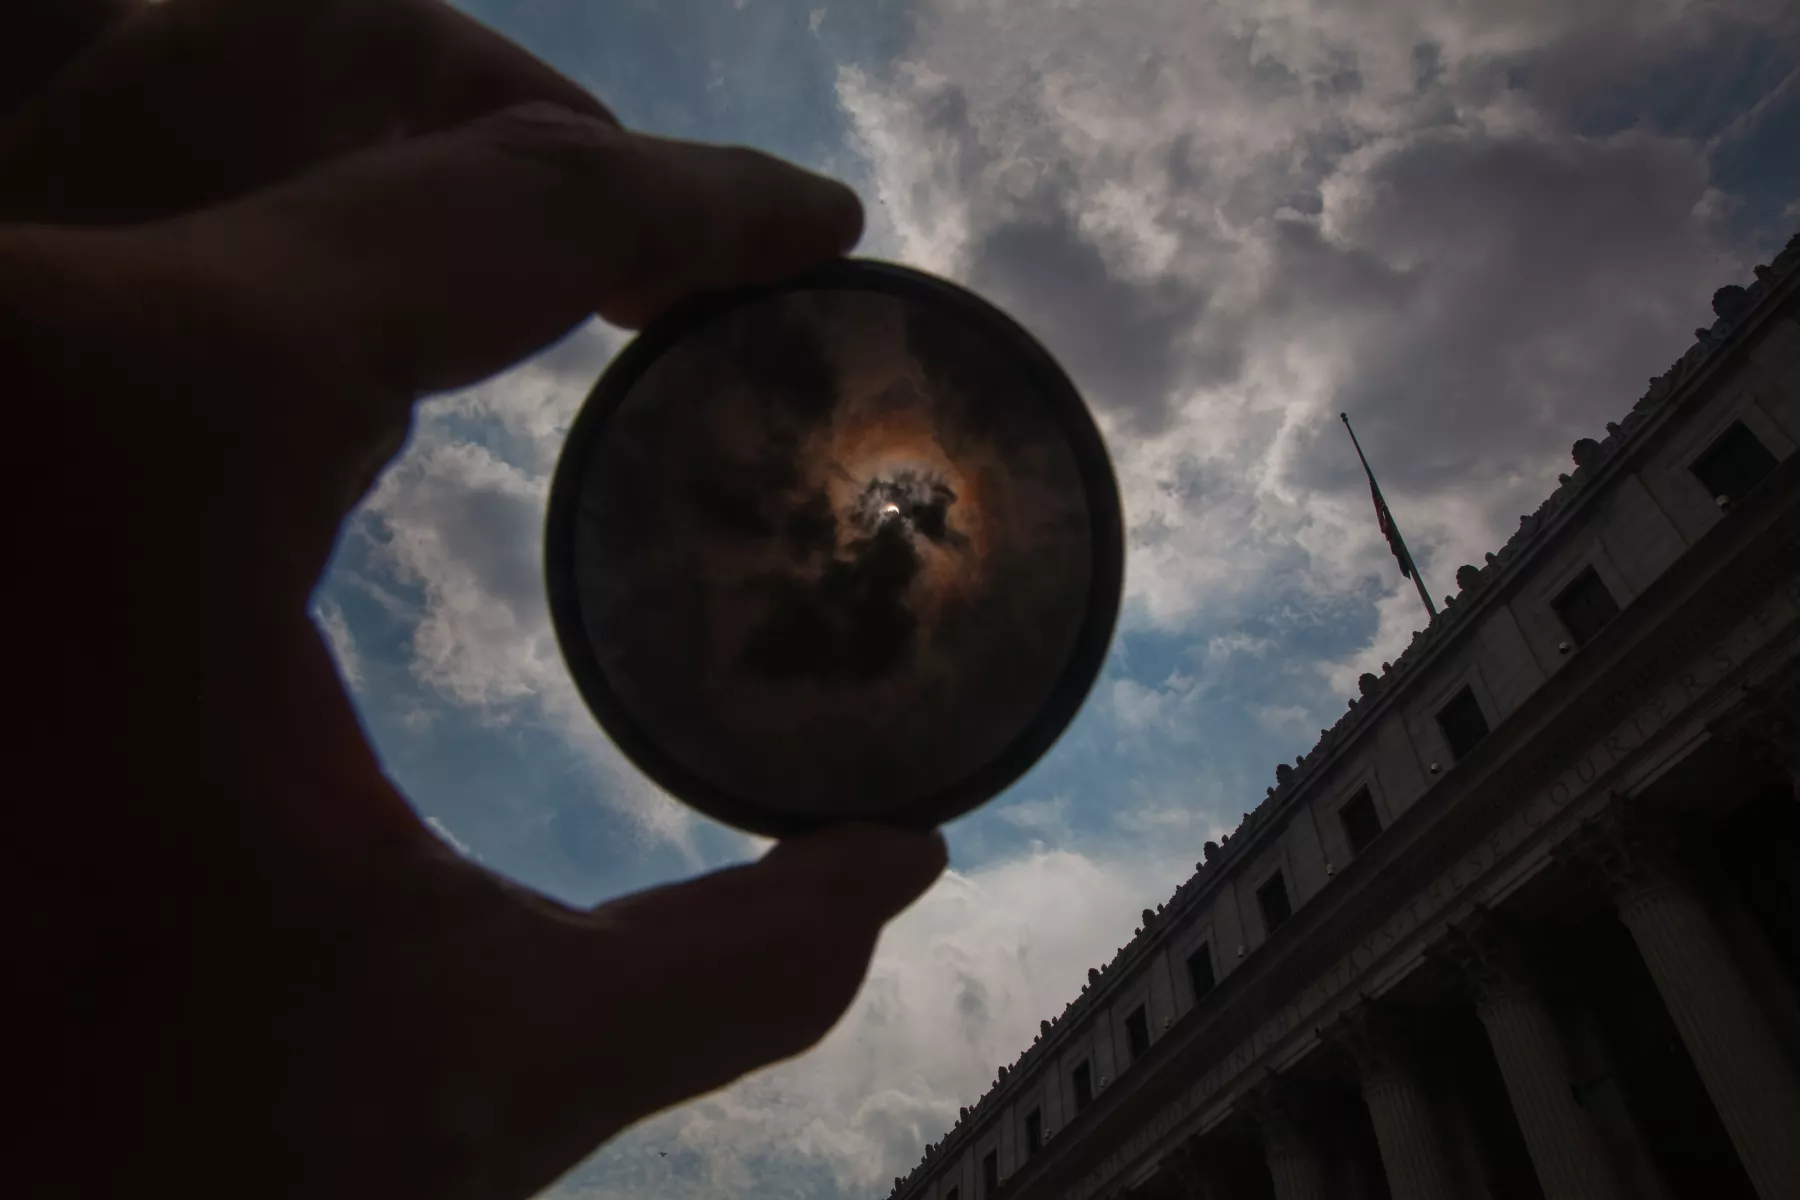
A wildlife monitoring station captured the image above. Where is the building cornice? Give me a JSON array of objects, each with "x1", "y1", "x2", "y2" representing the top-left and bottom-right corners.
[
  {"x1": 886, "y1": 233, "x2": 1799, "y2": 1199},
  {"x1": 1015, "y1": 459, "x2": 1799, "y2": 1199}
]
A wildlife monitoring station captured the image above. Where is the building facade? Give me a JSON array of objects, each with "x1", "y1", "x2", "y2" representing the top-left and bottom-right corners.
[{"x1": 884, "y1": 234, "x2": 1800, "y2": 1200}]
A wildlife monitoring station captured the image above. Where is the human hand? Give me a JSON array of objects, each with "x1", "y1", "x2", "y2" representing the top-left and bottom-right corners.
[{"x1": 3, "y1": 3, "x2": 946, "y2": 1197}]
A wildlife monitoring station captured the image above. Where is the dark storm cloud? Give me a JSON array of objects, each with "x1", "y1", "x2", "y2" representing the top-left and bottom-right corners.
[
  {"x1": 1254, "y1": 217, "x2": 1417, "y2": 321},
  {"x1": 1314, "y1": 55, "x2": 1362, "y2": 100},
  {"x1": 841, "y1": 0, "x2": 1797, "y2": 645},
  {"x1": 969, "y1": 215, "x2": 1215, "y2": 434},
  {"x1": 917, "y1": 84, "x2": 999, "y2": 198},
  {"x1": 1412, "y1": 41, "x2": 1444, "y2": 92},
  {"x1": 1164, "y1": 132, "x2": 1209, "y2": 192},
  {"x1": 955, "y1": 973, "x2": 992, "y2": 1030},
  {"x1": 1418, "y1": 4, "x2": 1798, "y2": 247},
  {"x1": 1220, "y1": 35, "x2": 1304, "y2": 103},
  {"x1": 1709, "y1": 74, "x2": 1800, "y2": 248},
  {"x1": 1283, "y1": 130, "x2": 1724, "y2": 496},
  {"x1": 889, "y1": 82, "x2": 1227, "y2": 433},
  {"x1": 1496, "y1": 4, "x2": 1797, "y2": 142}
]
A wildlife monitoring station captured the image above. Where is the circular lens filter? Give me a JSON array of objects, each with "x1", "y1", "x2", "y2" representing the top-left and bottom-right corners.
[{"x1": 545, "y1": 259, "x2": 1122, "y2": 836}]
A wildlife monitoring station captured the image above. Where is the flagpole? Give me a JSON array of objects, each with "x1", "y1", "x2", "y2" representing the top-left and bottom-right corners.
[{"x1": 1341, "y1": 413, "x2": 1437, "y2": 622}]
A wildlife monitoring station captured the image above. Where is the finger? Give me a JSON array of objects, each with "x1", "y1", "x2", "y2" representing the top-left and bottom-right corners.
[
  {"x1": 0, "y1": 0, "x2": 133, "y2": 117},
  {"x1": 6, "y1": 104, "x2": 863, "y2": 612},
  {"x1": 502, "y1": 827, "x2": 946, "y2": 1175},
  {"x1": 150, "y1": 102, "x2": 865, "y2": 401},
  {"x1": 308, "y1": 826, "x2": 939, "y2": 1200},
  {"x1": 0, "y1": 0, "x2": 613, "y2": 225}
]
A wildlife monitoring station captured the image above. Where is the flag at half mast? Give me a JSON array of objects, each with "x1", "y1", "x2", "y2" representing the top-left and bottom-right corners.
[{"x1": 1341, "y1": 413, "x2": 1437, "y2": 621}]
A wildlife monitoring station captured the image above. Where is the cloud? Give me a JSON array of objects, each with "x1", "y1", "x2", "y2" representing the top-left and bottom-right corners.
[
  {"x1": 1296, "y1": 129, "x2": 1724, "y2": 487},
  {"x1": 968, "y1": 212, "x2": 1216, "y2": 435},
  {"x1": 993, "y1": 793, "x2": 1074, "y2": 840},
  {"x1": 350, "y1": 320, "x2": 705, "y2": 860},
  {"x1": 837, "y1": 0, "x2": 1787, "y2": 651},
  {"x1": 310, "y1": 3, "x2": 1797, "y2": 1195},
  {"x1": 1205, "y1": 631, "x2": 1274, "y2": 663},
  {"x1": 534, "y1": 6, "x2": 1791, "y2": 1181},
  {"x1": 423, "y1": 814, "x2": 476, "y2": 859},
  {"x1": 548, "y1": 842, "x2": 1194, "y2": 1199},
  {"x1": 1109, "y1": 671, "x2": 1204, "y2": 741},
  {"x1": 309, "y1": 598, "x2": 363, "y2": 690},
  {"x1": 1252, "y1": 702, "x2": 1314, "y2": 739}
]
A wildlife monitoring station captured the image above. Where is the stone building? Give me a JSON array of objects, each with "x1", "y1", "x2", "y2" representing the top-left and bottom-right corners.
[{"x1": 883, "y1": 234, "x2": 1800, "y2": 1200}]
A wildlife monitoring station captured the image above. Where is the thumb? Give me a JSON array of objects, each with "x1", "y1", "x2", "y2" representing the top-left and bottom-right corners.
[
  {"x1": 505, "y1": 828, "x2": 944, "y2": 1141},
  {"x1": 591, "y1": 826, "x2": 948, "y2": 1103},
  {"x1": 433, "y1": 826, "x2": 944, "y2": 1200},
  {"x1": 150, "y1": 102, "x2": 865, "y2": 400}
]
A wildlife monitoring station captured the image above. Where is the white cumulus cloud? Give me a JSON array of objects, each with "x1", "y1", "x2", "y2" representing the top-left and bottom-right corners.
[{"x1": 547, "y1": 841, "x2": 1196, "y2": 1198}]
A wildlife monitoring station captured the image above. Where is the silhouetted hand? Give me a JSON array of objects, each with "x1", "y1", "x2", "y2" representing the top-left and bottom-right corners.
[{"x1": 3, "y1": 3, "x2": 945, "y2": 1197}]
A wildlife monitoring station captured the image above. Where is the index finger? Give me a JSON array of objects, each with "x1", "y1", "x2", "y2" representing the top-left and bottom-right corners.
[
  {"x1": 0, "y1": 0, "x2": 133, "y2": 117},
  {"x1": 82, "y1": 104, "x2": 863, "y2": 590},
  {"x1": 158, "y1": 104, "x2": 865, "y2": 399},
  {"x1": 0, "y1": 0, "x2": 613, "y2": 225}
]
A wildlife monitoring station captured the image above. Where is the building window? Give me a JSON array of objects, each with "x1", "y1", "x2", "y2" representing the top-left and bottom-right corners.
[
  {"x1": 1025, "y1": 1108, "x2": 1043, "y2": 1157},
  {"x1": 1339, "y1": 787, "x2": 1382, "y2": 856},
  {"x1": 1186, "y1": 942, "x2": 1215, "y2": 1001},
  {"x1": 1125, "y1": 1005, "x2": 1151, "y2": 1061},
  {"x1": 982, "y1": 1150, "x2": 999, "y2": 1196},
  {"x1": 1552, "y1": 565, "x2": 1621, "y2": 648},
  {"x1": 1072, "y1": 1060, "x2": 1093, "y2": 1111},
  {"x1": 1256, "y1": 871, "x2": 1292, "y2": 933},
  {"x1": 1437, "y1": 685, "x2": 1490, "y2": 761},
  {"x1": 1691, "y1": 420, "x2": 1778, "y2": 505}
]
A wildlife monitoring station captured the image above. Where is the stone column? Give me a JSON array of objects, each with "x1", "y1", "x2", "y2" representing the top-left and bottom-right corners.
[
  {"x1": 1332, "y1": 1004, "x2": 1458, "y2": 1200},
  {"x1": 1566, "y1": 803, "x2": 1800, "y2": 1200},
  {"x1": 1240, "y1": 1074, "x2": 1328, "y2": 1200},
  {"x1": 1436, "y1": 1071, "x2": 1494, "y2": 1200},
  {"x1": 1160, "y1": 1139, "x2": 1229, "y2": 1200},
  {"x1": 1438, "y1": 909, "x2": 1621, "y2": 1200},
  {"x1": 1709, "y1": 683, "x2": 1800, "y2": 791}
]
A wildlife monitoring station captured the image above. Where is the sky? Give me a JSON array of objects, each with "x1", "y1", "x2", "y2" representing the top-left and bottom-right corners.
[{"x1": 308, "y1": 1, "x2": 1799, "y2": 1196}]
